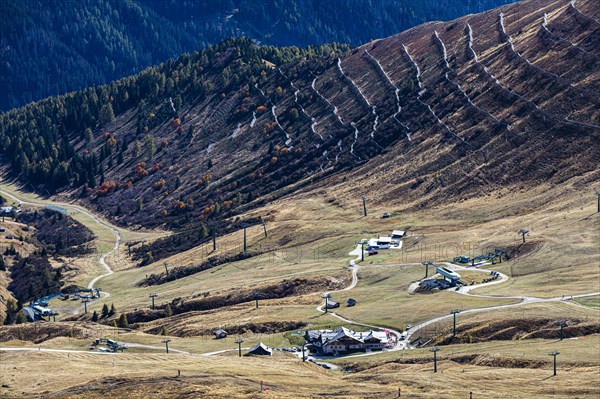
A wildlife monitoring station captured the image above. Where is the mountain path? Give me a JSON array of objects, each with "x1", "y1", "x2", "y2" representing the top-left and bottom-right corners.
[
  {"x1": 0, "y1": 189, "x2": 118, "y2": 290},
  {"x1": 308, "y1": 243, "x2": 599, "y2": 362}
]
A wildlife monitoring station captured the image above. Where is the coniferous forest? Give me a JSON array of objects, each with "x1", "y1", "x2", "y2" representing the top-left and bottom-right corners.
[
  {"x1": 0, "y1": 38, "x2": 349, "y2": 193},
  {"x1": 0, "y1": 0, "x2": 516, "y2": 111}
]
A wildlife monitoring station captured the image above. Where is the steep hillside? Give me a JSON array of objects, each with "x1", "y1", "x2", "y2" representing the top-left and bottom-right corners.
[
  {"x1": 0, "y1": 0, "x2": 517, "y2": 111},
  {"x1": 1, "y1": 0, "x2": 598, "y2": 261}
]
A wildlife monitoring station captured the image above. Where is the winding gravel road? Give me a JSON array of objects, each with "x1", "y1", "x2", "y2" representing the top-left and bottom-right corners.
[
  {"x1": 1, "y1": 191, "x2": 597, "y2": 361},
  {"x1": 0, "y1": 188, "x2": 118, "y2": 290},
  {"x1": 309, "y1": 244, "x2": 599, "y2": 362}
]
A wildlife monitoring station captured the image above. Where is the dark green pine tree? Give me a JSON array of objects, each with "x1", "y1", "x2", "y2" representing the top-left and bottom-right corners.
[
  {"x1": 99, "y1": 103, "x2": 115, "y2": 125},
  {"x1": 117, "y1": 313, "x2": 129, "y2": 328}
]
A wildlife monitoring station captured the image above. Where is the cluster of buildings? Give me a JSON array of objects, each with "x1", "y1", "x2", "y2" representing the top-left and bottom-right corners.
[
  {"x1": 304, "y1": 326, "x2": 394, "y2": 355},
  {"x1": 365, "y1": 230, "x2": 405, "y2": 250},
  {"x1": 213, "y1": 326, "x2": 394, "y2": 357}
]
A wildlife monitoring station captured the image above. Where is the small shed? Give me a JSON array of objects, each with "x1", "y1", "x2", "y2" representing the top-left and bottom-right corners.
[
  {"x1": 391, "y1": 230, "x2": 405, "y2": 239},
  {"x1": 326, "y1": 299, "x2": 340, "y2": 309},
  {"x1": 214, "y1": 329, "x2": 228, "y2": 339},
  {"x1": 347, "y1": 298, "x2": 356, "y2": 307},
  {"x1": 1, "y1": 206, "x2": 13, "y2": 214},
  {"x1": 247, "y1": 342, "x2": 272, "y2": 356}
]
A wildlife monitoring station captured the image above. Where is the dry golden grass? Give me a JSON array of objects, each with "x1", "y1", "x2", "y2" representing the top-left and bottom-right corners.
[
  {"x1": 0, "y1": 272, "x2": 13, "y2": 323},
  {"x1": 0, "y1": 349, "x2": 395, "y2": 399},
  {"x1": 93, "y1": 256, "x2": 346, "y2": 313},
  {"x1": 419, "y1": 301, "x2": 600, "y2": 343},
  {"x1": 348, "y1": 357, "x2": 599, "y2": 399},
  {"x1": 1, "y1": 336, "x2": 599, "y2": 398},
  {"x1": 0, "y1": 219, "x2": 37, "y2": 323},
  {"x1": 1, "y1": 153, "x2": 599, "y2": 398},
  {"x1": 334, "y1": 264, "x2": 519, "y2": 330},
  {"x1": 573, "y1": 295, "x2": 600, "y2": 309},
  {"x1": 299, "y1": 173, "x2": 600, "y2": 298},
  {"x1": 136, "y1": 293, "x2": 322, "y2": 335}
]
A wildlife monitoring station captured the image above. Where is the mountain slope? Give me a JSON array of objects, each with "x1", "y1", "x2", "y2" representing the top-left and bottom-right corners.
[
  {"x1": 0, "y1": 0, "x2": 518, "y2": 111},
  {"x1": 1, "y1": 0, "x2": 599, "y2": 260}
]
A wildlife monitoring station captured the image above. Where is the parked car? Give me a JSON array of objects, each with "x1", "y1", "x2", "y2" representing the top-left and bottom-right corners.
[
  {"x1": 381, "y1": 213, "x2": 391, "y2": 218},
  {"x1": 368, "y1": 250, "x2": 378, "y2": 256},
  {"x1": 0, "y1": 227, "x2": 5, "y2": 232},
  {"x1": 405, "y1": 325, "x2": 413, "y2": 330}
]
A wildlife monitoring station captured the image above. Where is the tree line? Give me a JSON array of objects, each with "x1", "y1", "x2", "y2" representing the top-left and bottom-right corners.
[
  {"x1": 0, "y1": 38, "x2": 349, "y2": 193},
  {"x1": 0, "y1": 0, "x2": 516, "y2": 111}
]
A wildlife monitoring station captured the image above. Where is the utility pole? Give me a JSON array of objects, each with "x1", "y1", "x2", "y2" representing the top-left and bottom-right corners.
[
  {"x1": 430, "y1": 347, "x2": 440, "y2": 373},
  {"x1": 322, "y1": 293, "x2": 331, "y2": 313},
  {"x1": 163, "y1": 262, "x2": 169, "y2": 276},
  {"x1": 262, "y1": 221, "x2": 268, "y2": 238},
  {"x1": 549, "y1": 351, "x2": 560, "y2": 376},
  {"x1": 597, "y1": 192, "x2": 600, "y2": 213},
  {"x1": 242, "y1": 224, "x2": 247, "y2": 254},
  {"x1": 126, "y1": 242, "x2": 132, "y2": 256},
  {"x1": 162, "y1": 338, "x2": 171, "y2": 354},
  {"x1": 82, "y1": 299, "x2": 89, "y2": 314},
  {"x1": 558, "y1": 321, "x2": 567, "y2": 341},
  {"x1": 450, "y1": 309, "x2": 461, "y2": 337},
  {"x1": 422, "y1": 261, "x2": 433, "y2": 278},
  {"x1": 212, "y1": 223, "x2": 217, "y2": 251},
  {"x1": 235, "y1": 337, "x2": 244, "y2": 357},
  {"x1": 362, "y1": 196, "x2": 367, "y2": 217},
  {"x1": 361, "y1": 242, "x2": 365, "y2": 262},
  {"x1": 300, "y1": 344, "x2": 306, "y2": 362},
  {"x1": 149, "y1": 293, "x2": 158, "y2": 310},
  {"x1": 518, "y1": 229, "x2": 529, "y2": 244}
]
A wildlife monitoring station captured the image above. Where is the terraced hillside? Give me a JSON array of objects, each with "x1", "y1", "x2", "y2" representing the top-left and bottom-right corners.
[{"x1": 1, "y1": 0, "x2": 598, "y2": 246}]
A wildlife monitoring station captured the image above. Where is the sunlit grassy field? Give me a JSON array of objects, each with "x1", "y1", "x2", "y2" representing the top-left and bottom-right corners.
[
  {"x1": 332, "y1": 264, "x2": 519, "y2": 330},
  {"x1": 1, "y1": 171, "x2": 599, "y2": 398}
]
